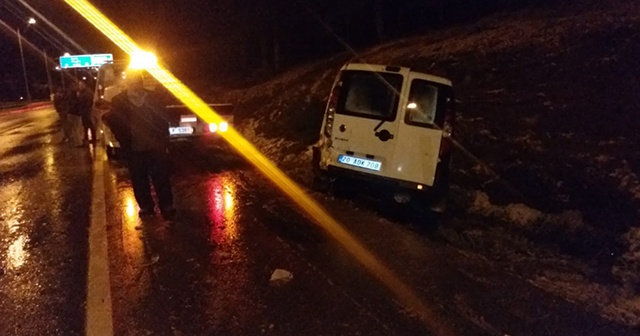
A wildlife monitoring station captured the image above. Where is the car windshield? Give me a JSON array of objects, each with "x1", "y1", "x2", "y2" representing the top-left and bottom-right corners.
[
  {"x1": 337, "y1": 70, "x2": 403, "y2": 121},
  {"x1": 98, "y1": 63, "x2": 126, "y2": 89}
]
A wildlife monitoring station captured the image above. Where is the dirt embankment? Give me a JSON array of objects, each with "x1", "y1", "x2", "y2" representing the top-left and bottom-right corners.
[{"x1": 215, "y1": 0, "x2": 640, "y2": 325}]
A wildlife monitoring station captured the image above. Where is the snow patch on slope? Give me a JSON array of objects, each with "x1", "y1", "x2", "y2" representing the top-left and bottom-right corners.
[
  {"x1": 532, "y1": 271, "x2": 640, "y2": 327},
  {"x1": 469, "y1": 191, "x2": 584, "y2": 230},
  {"x1": 471, "y1": 189, "x2": 640, "y2": 326}
]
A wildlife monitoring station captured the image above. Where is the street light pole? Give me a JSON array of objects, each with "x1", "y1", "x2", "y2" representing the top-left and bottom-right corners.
[
  {"x1": 17, "y1": 28, "x2": 32, "y2": 103},
  {"x1": 43, "y1": 50, "x2": 53, "y2": 100}
]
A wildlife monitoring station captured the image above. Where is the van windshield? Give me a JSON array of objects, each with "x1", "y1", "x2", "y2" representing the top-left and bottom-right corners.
[{"x1": 337, "y1": 70, "x2": 403, "y2": 121}]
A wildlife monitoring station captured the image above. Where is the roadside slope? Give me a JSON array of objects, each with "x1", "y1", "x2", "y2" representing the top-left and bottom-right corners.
[{"x1": 217, "y1": 0, "x2": 640, "y2": 327}]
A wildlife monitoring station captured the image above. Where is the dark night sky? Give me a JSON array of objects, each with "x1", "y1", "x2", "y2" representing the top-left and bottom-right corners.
[{"x1": 0, "y1": 0, "x2": 544, "y2": 100}]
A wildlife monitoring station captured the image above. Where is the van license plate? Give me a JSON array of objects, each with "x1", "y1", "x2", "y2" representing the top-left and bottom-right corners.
[
  {"x1": 338, "y1": 155, "x2": 381, "y2": 171},
  {"x1": 169, "y1": 126, "x2": 194, "y2": 135}
]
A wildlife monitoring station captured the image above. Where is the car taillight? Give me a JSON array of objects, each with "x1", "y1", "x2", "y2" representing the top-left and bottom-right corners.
[
  {"x1": 324, "y1": 85, "x2": 339, "y2": 137},
  {"x1": 207, "y1": 122, "x2": 228, "y2": 133},
  {"x1": 439, "y1": 97, "x2": 455, "y2": 157}
]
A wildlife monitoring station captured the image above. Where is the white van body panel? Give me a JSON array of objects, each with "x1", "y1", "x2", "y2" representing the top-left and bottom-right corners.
[
  {"x1": 341, "y1": 63, "x2": 451, "y2": 86},
  {"x1": 329, "y1": 115, "x2": 395, "y2": 177},
  {"x1": 319, "y1": 63, "x2": 452, "y2": 187},
  {"x1": 390, "y1": 71, "x2": 445, "y2": 186}
]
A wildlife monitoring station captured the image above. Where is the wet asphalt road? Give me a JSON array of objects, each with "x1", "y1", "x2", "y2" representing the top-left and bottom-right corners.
[{"x1": 1, "y1": 106, "x2": 637, "y2": 336}]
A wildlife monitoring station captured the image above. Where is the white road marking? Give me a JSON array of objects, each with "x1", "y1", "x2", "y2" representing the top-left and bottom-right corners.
[{"x1": 86, "y1": 149, "x2": 114, "y2": 336}]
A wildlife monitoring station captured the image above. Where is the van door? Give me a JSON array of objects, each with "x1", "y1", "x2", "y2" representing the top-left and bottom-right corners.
[
  {"x1": 391, "y1": 74, "x2": 449, "y2": 186},
  {"x1": 330, "y1": 69, "x2": 406, "y2": 177}
]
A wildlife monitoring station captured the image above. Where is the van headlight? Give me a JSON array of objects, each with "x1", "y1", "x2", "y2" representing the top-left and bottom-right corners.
[{"x1": 219, "y1": 121, "x2": 229, "y2": 132}]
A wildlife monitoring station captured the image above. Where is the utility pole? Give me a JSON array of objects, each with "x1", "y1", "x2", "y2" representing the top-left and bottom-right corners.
[{"x1": 43, "y1": 50, "x2": 53, "y2": 100}]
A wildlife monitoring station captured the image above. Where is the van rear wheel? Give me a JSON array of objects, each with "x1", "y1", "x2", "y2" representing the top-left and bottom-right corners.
[
  {"x1": 422, "y1": 211, "x2": 443, "y2": 230},
  {"x1": 312, "y1": 174, "x2": 331, "y2": 192},
  {"x1": 311, "y1": 146, "x2": 329, "y2": 191},
  {"x1": 407, "y1": 195, "x2": 442, "y2": 229},
  {"x1": 429, "y1": 157, "x2": 451, "y2": 213}
]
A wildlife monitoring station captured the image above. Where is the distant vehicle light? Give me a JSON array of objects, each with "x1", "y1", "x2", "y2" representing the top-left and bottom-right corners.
[
  {"x1": 180, "y1": 117, "x2": 197, "y2": 123},
  {"x1": 219, "y1": 121, "x2": 229, "y2": 132},
  {"x1": 407, "y1": 102, "x2": 417, "y2": 109},
  {"x1": 417, "y1": 184, "x2": 423, "y2": 190},
  {"x1": 208, "y1": 123, "x2": 218, "y2": 133}
]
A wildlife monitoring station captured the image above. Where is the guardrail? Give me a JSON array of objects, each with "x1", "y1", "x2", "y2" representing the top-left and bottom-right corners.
[
  {"x1": 0, "y1": 101, "x2": 52, "y2": 115},
  {"x1": 0, "y1": 102, "x2": 27, "y2": 110}
]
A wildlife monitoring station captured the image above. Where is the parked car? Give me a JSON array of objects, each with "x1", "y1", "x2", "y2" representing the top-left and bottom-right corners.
[
  {"x1": 312, "y1": 63, "x2": 455, "y2": 213},
  {"x1": 93, "y1": 62, "x2": 233, "y2": 159}
]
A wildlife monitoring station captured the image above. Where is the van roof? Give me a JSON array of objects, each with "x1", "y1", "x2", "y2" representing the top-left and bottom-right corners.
[{"x1": 342, "y1": 63, "x2": 452, "y2": 86}]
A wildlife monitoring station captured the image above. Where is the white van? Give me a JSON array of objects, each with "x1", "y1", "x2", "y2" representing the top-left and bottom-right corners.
[{"x1": 312, "y1": 63, "x2": 455, "y2": 212}]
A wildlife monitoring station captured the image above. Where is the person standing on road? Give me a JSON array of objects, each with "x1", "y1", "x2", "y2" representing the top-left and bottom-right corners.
[
  {"x1": 102, "y1": 70, "x2": 176, "y2": 219},
  {"x1": 77, "y1": 80, "x2": 96, "y2": 143},
  {"x1": 66, "y1": 81, "x2": 92, "y2": 147},
  {"x1": 53, "y1": 86, "x2": 72, "y2": 142}
]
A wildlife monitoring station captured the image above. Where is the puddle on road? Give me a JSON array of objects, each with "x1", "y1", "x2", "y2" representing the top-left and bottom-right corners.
[
  {"x1": 206, "y1": 174, "x2": 239, "y2": 245},
  {"x1": 7, "y1": 235, "x2": 28, "y2": 269},
  {"x1": 117, "y1": 188, "x2": 145, "y2": 264},
  {"x1": 110, "y1": 167, "x2": 248, "y2": 268}
]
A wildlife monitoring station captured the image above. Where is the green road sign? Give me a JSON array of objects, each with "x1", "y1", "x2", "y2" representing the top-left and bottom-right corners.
[{"x1": 59, "y1": 54, "x2": 113, "y2": 69}]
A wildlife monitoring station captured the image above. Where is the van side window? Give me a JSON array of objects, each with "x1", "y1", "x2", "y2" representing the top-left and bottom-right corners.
[
  {"x1": 405, "y1": 79, "x2": 439, "y2": 126},
  {"x1": 338, "y1": 71, "x2": 403, "y2": 121}
]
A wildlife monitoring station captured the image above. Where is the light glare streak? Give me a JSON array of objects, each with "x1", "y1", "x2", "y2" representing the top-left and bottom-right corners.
[
  {"x1": 0, "y1": 18, "x2": 58, "y2": 69},
  {"x1": 18, "y1": 0, "x2": 88, "y2": 53},
  {"x1": 63, "y1": 1, "x2": 453, "y2": 333}
]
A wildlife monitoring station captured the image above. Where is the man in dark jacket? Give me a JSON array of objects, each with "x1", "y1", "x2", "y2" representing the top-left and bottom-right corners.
[
  {"x1": 53, "y1": 86, "x2": 72, "y2": 142},
  {"x1": 103, "y1": 71, "x2": 175, "y2": 219},
  {"x1": 67, "y1": 80, "x2": 93, "y2": 147}
]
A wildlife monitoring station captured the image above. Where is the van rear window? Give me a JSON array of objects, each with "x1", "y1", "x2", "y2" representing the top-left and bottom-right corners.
[
  {"x1": 337, "y1": 71, "x2": 403, "y2": 121},
  {"x1": 405, "y1": 79, "x2": 439, "y2": 126}
]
